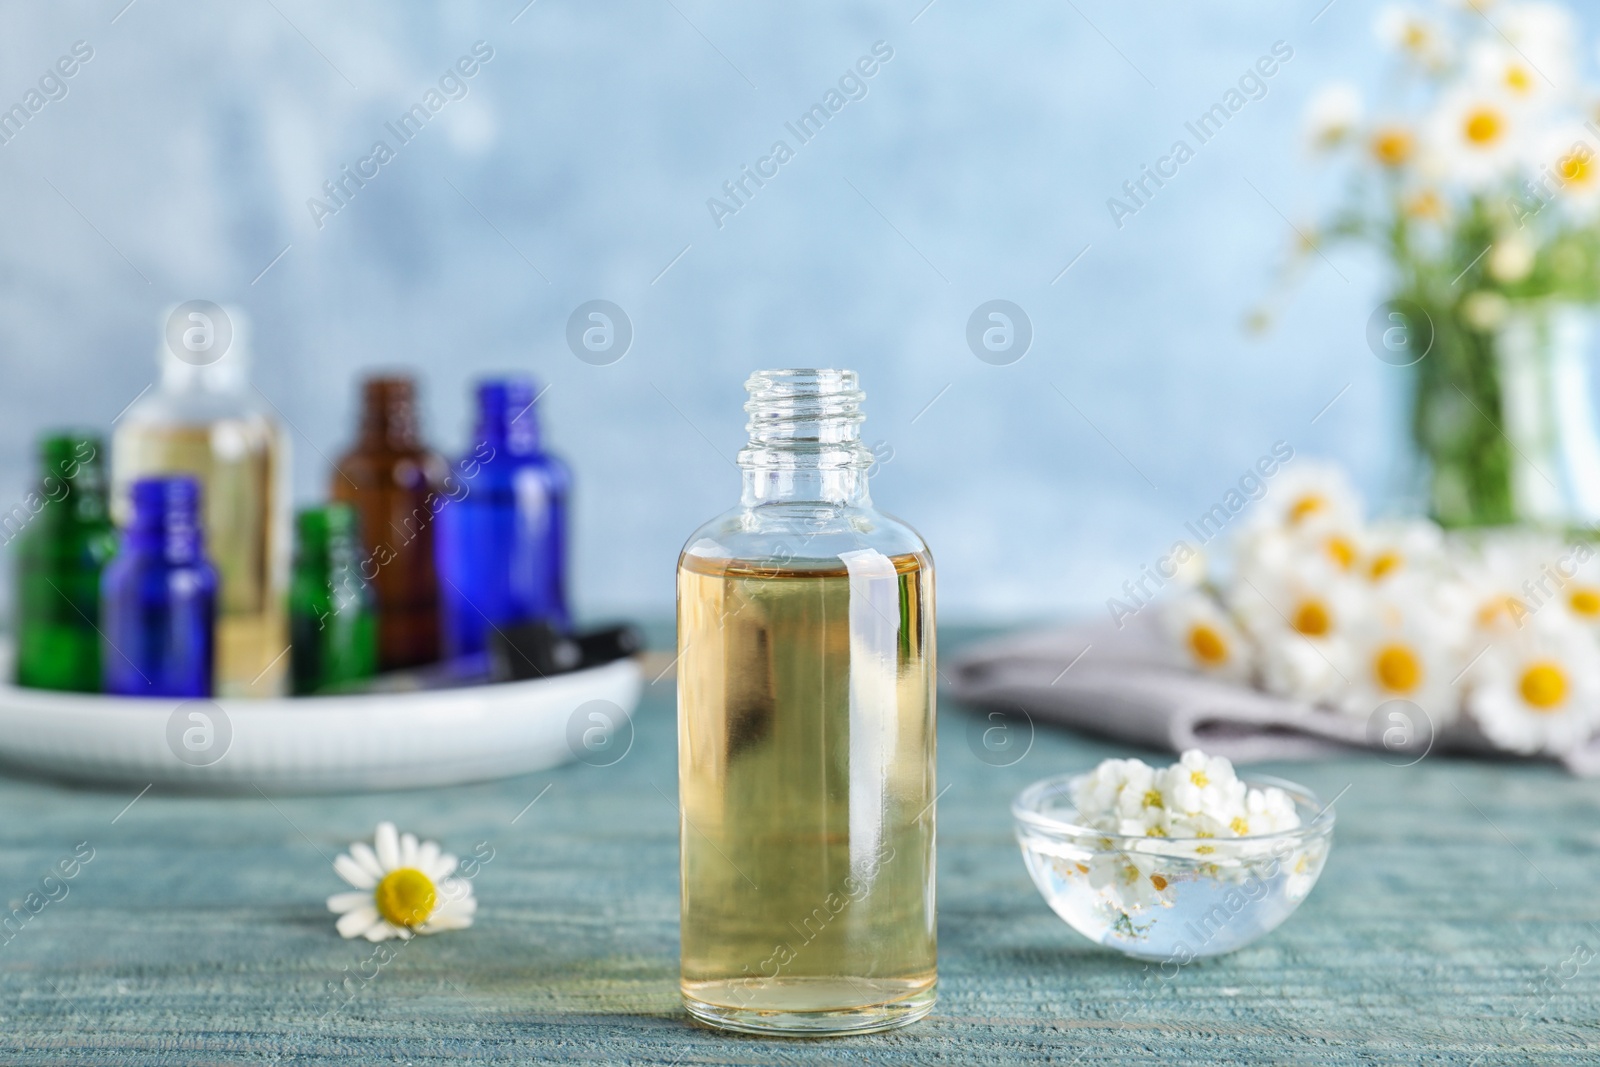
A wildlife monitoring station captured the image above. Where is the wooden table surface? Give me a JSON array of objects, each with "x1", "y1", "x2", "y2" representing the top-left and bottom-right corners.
[{"x1": 1, "y1": 627, "x2": 1596, "y2": 1065}]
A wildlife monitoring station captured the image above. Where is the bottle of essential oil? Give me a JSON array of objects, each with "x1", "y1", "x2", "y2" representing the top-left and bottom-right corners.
[
  {"x1": 112, "y1": 306, "x2": 289, "y2": 697},
  {"x1": 101, "y1": 476, "x2": 218, "y2": 697},
  {"x1": 436, "y1": 377, "x2": 571, "y2": 657},
  {"x1": 676, "y1": 369, "x2": 937, "y2": 1035},
  {"x1": 288, "y1": 504, "x2": 378, "y2": 695},
  {"x1": 11, "y1": 433, "x2": 116, "y2": 691},
  {"x1": 331, "y1": 375, "x2": 448, "y2": 671}
]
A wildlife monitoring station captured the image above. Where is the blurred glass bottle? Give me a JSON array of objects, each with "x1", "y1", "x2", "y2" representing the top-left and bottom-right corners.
[
  {"x1": 102, "y1": 476, "x2": 218, "y2": 697},
  {"x1": 288, "y1": 504, "x2": 378, "y2": 695},
  {"x1": 11, "y1": 433, "x2": 116, "y2": 691},
  {"x1": 331, "y1": 375, "x2": 447, "y2": 671},
  {"x1": 676, "y1": 369, "x2": 937, "y2": 1035},
  {"x1": 112, "y1": 304, "x2": 289, "y2": 697},
  {"x1": 437, "y1": 378, "x2": 571, "y2": 658}
]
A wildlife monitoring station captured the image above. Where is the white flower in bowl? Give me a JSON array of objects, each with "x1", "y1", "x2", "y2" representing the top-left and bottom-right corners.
[{"x1": 327, "y1": 822, "x2": 477, "y2": 941}]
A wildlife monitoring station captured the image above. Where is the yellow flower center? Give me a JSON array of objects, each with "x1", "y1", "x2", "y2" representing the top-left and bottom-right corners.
[
  {"x1": 1190, "y1": 770, "x2": 1209, "y2": 788},
  {"x1": 1371, "y1": 128, "x2": 1414, "y2": 167},
  {"x1": 1570, "y1": 587, "x2": 1600, "y2": 617},
  {"x1": 1142, "y1": 788, "x2": 1164, "y2": 810},
  {"x1": 1287, "y1": 494, "x2": 1325, "y2": 525},
  {"x1": 1519, "y1": 661, "x2": 1568, "y2": 712},
  {"x1": 1369, "y1": 551, "x2": 1402, "y2": 580},
  {"x1": 1230, "y1": 817, "x2": 1251, "y2": 835},
  {"x1": 1478, "y1": 595, "x2": 1525, "y2": 627},
  {"x1": 1293, "y1": 598, "x2": 1332, "y2": 636},
  {"x1": 1464, "y1": 107, "x2": 1504, "y2": 147},
  {"x1": 1327, "y1": 536, "x2": 1358, "y2": 569},
  {"x1": 374, "y1": 867, "x2": 437, "y2": 928},
  {"x1": 1505, "y1": 66, "x2": 1533, "y2": 94},
  {"x1": 1403, "y1": 23, "x2": 1428, "y2": 49},
  {"x1": 1188, "y1": 623, "x2": 1229, "y2": 665},
  {"x1": 1374, "y1": 643, "x2": 1422, "y2": 694},
  {"x1": 1559, "y1": 148, "x2": 1594, "y2": 186},
  {"x1": 1145, "y1": 826, "x2": 1167, "y2": 837},
  {"x1": 1149, "y1": 874, "x2": 1169, "y2": 890},
  {"x1": 1405, "y1": 189, "x2": 1445, "y2": 220}
]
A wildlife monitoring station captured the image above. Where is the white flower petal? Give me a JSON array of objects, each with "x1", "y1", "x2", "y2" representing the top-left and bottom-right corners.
[
  {"x1": 362, "y1": 920, "x2": 399, "y2": 942},
  {"x1": 400, "y1": 832, "x2": 420, "y2": 870},
  {"x1": 327, "y1": 891, "x2": 372, "y2": 914},
  {"x1": 429, "y1": 853, "x2": 460, "y2": 882},
  {"x1": 419, "y1": 913, "x2": 474, "y2": 933},
  {"x1": 336, "y1": 906, "x2": 381, "y2": 940},
  {"x1": 349, "y1": 842, "x2": 385, "y2": 882},
  {"x1": 417, "y1": 840, "x2": 441, "y2": 874},
  {"x1": 374, "y1": 822, "x2": 401, "y2": 872},
  {"x1": 334, "y1": 854, "x2": 376, "y2": 890}
]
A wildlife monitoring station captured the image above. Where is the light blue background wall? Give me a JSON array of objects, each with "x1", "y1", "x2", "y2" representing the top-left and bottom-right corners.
[{"x1": 0, "y1": 0, "x2": 1525, "y2": 622}]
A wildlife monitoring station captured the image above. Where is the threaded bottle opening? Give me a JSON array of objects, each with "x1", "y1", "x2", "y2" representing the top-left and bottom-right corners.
[{"x1": 740, "y1": 368, "x2": 872, "y2": 470}]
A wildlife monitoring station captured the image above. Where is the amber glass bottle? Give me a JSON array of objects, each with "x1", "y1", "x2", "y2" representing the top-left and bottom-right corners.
[{"x1": 330, "y1": 376, "x2": 447, "y2": 671}]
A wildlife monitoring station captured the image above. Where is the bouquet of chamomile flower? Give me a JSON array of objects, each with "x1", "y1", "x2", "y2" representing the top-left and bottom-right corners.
[
  {"x1": 1281, "y1": 0, "x2": 1600, "y2": 528},
  {"x1": 1162, "y1": 461, "x2": 1600, "y2": 757}
]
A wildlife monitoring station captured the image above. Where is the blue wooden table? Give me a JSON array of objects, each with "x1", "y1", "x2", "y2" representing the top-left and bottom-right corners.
[{"x1": 1, "y1": 627, "x2": 1595, "y2": 1065}]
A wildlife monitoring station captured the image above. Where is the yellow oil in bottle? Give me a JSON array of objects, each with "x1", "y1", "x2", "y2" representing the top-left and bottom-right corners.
[
  {"x1": 676, "y1": 550, "x2": 937, "y2": 1033},
  {"x1": 113, "y1": 419, "x2": 287, "y2": 696}
]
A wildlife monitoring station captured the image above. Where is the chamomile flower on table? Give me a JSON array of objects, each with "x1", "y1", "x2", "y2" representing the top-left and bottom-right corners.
[
  {"x1": 1249, "y1": 461, "x2": 1364, "y2": 535},
  {"x1": 1337, "y1": 581, "x2": 1467, "y2": 727},
  {"x1": 1358, "y1": 519, "x2": 1445, "y2": 586},
  {"x1": 1160, "y1": 592, "x2": 1254, "y2": 684},
  {"x1": 327, "y1": 822, "x2": 477, "y2": 941},
  {"x1": 1466, "y1": 618, "x2": 1600, "y2": 755}
]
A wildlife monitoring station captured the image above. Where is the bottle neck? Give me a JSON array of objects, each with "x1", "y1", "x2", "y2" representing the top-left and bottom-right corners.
[
  {"x1": 359, "y1": 378, "x2": 424, "y2": 451},
  {"x1": 737, "y1": 369, "x2": 873, "y2": 508},
  {"x1": 125, "y1": 478, "x2": 204, "y2": 564},
  {"x1": 473, "y1": 380, "x2": 542, "y2": 457}
]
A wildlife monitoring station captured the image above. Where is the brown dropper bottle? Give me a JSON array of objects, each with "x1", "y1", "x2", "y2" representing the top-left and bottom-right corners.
[{"x1": 331, "y1": 375, "x2": 448, "y2": 671}]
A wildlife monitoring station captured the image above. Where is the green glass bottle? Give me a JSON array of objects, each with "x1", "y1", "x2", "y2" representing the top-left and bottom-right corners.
[
  {"x1": 288, "y1": 505, "x2": 378, "y2": 695},
  {"x1": 11, "y1": 434, "x2": 117, "y2": 691}
]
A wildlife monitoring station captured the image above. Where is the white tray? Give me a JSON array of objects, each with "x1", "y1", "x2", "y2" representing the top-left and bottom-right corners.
[{"x1": 0, "y1": 645, "x2": 643, "y2": 793}]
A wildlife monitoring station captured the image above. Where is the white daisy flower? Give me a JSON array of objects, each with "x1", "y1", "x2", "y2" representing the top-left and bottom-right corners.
[
  {"x1": 327, "y1": 822, "x2": 478, "y2": 941},
  {"x1": 1161, "y1": 592, "x2": 1254, "y2": 683},
  {"x1": 1535, "y1": 126, "x2": 1600, "y2": 219},
  {"x1": 1359, "y1": 519, "x2": 1445, "y2": 585},
  {"x1": 1376, "y1": 6, "x2": 1452, "y2": 69},
  {"x1": 1250, "y1": 461, "x2": 1364, "y2": 535},
  {"x1": 1554, "y1": 545, "x2": 1600, "y2": 625},
  {"x1": 1466, "y1": 41, "x2": 1564, "y2": 113},
  {"x1": 1466, "y1": 618, "x2": 1600, "y2": 755},
  {"x1": 1447, "y1": 531, "x2": 1558, "y2": 635},
  {"x1": 1304, "y1": 83, "x2": 1363, "y2": 152},
  {"x1": 1424, "y1": 88, "x2": 1522, "y2": 189},
  {"x1": 1338, "y1": 581, "x2": 1467, "y2": 726}
]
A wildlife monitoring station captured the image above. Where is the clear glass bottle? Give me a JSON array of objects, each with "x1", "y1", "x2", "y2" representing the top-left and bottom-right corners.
[
  {"x1": 101, "y1": 475, "x2": 218, "y2": 697},
  {"x1": 437, "y1": 377, "x2": 571, "y2": 658},
  {"x1": 288, "y1": 504, "x2": 378, "y2": 695},
  {"x1": 676, "y1": 369, "x2": 937, "y2": 1036},
  {"x1": 112, "y1": 307, "x2": 289, "y2": 697},
  {"x1": 11, "y1": 433, "x2": 116, "y2": 691}
]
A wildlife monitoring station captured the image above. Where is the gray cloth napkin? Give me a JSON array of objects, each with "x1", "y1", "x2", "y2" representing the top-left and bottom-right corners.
[{"x1": 946, "y1": 612, "x2": 1600, "y2": 776}]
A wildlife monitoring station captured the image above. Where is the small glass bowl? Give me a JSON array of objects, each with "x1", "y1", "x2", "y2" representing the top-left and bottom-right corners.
[{"x1": 1012, "y1": 773, "x2": 1335, "y2": 962}]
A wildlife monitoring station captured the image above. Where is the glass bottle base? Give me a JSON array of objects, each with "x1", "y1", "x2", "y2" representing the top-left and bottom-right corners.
[{"x1": 682, "y1": 977, "x2": 936, "y2": 1036}]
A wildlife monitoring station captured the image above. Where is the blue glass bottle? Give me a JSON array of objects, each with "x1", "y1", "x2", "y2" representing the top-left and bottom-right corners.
[
  {"x1": 101, "y1": 476, "x2": 219, "y2": 697},
  {"x1": 437, "y1": 378, "x2": 570, "y2": 657}
]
